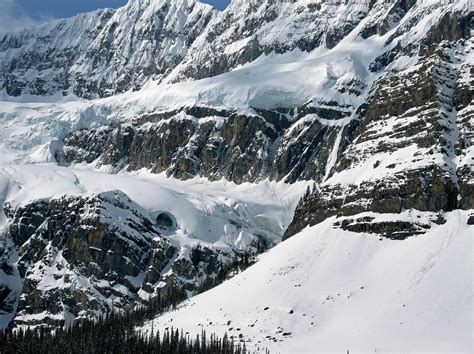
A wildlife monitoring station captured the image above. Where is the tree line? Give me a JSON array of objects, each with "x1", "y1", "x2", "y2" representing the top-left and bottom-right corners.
[
  {"x1": 0, "y1": 252, "x2": 265, "y2": 353},
  {"x1": 0, "y1": 322, "x2": 250, "y2": 354}
]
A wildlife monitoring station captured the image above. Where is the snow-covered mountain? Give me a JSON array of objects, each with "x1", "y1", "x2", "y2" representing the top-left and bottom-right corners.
[
  {"x1": 0, "y1": 0, "x2": 472, "y2": 350},
  {"x1": 166, "y1": 0, "x2": 373, "y2": 82},
  {"x1": 0, "y1": 0, "x2": 215, "y2": 98}
]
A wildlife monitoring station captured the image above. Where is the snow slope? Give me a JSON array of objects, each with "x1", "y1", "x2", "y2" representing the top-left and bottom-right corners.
[{"x1": 140, "y1": 210, "x2": 473, "y2": 353}]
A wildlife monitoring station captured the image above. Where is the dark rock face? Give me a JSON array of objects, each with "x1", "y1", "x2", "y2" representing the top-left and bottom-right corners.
[
  {"x1": 64, "y1": 124, "x2": 135, "y2": 169},
  {"x1": 457, "y1": 165, "x2": 474, "y2": 210},
  {"x1": 467, "y1": 214, "x2": 474, "y2": 225},
  {"x1": 270, "y1": 116, "x2": 341, "y2": 183},
  {"x1": 4, "y1": 201, "x2": 48, "y2": 247},
  {"x1": 0, "y1": 10, "x2": 114, "y2": 97},
  {"x1": 333, "y1": 216, "x2": 435, "y2": 240},
  {"x1": 4, "y1": 191, "x2": 245, "y2": 328},
  {"x1": 421, "y1": 12, "x2": 473, "y2": 50},
  {"x1": 359, "y1": 0, "x2": 417, "y2": 39},
  {"x1": 11, "y1": 191, "x2": 163, "y2": 327},
  {"x1": 64, "y1": 106, "x2": 350, "y2": 183},
  {"x1": 128, "y1": 112, "x2": 281, "y2": 183},
  {"x1": 454, "y1": 49, "x2": 474, "y2": 211},
  {"x1": 284, "y1": 166, "x2": 458, "y2": 240},
  {"x1": 369, "y1": 6, "x2": 471, "y2": 73}
]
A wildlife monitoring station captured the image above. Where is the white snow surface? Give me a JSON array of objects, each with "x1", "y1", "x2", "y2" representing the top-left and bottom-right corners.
[
  {"x1": 0, "y1": 164, "x2": 309, "y2": 249},
  {"x1": 139, "y1": 210, "x2": 473, "y2": 353}
]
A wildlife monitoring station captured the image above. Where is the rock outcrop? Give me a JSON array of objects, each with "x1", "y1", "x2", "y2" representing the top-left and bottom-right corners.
[
  {"x1": 284, "y1": 38, "x2": 473, "y2": 239},
  {"x1": 2, "y1": 191, "x2": 255, "y2": 328},
  {"x1": 64, "y1": 106, "x2": 349, "y2": 183}
]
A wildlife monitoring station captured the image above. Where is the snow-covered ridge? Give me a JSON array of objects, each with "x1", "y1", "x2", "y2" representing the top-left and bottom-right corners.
[
  {"x1": 0, "y1": 0, "x2": 216, "y2": 98},
  {"x1": 1, "y1": 0, "x2": 469, "y2": 99}
]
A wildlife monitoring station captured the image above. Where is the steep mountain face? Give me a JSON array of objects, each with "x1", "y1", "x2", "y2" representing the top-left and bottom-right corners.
[
  {"x1": 0, "y1": 0, "x2": 381, "y2": 98},
  {"x1": 167, "y1": 0, "x2": 374, "y2": 82},
  {"x1": 0, "y1": 0, "x2": 215, "y2": 98},
  {"x1": 60, "y1": 1, "x2": 472, "y2": 190},
  {"x1": 63, "y1": 106, "x2": 344, "y2": 183},
  {"x1": 285, "y1": 23, "x2": 474, "y2": 238},
  {"x1": 4, "y1": 191, "x2": 184, "y2": 328},
  {"x1": 0, "y1": 0, "x2": 472, "y2": 341},
  {"x1": 1, "y1": 0, "x2": 461, "y2": 99},
  {"x1": 0, "y1": 9, "x2": 114, "y2": 97}
]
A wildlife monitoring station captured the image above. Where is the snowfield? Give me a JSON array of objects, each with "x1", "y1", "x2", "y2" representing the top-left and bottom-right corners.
[
  {"x1": 0, "y1": 165, "x2": 309, "y2": 250},
  {"x1": 139, "y1": 210, "x2": 473, "y2": 353}
]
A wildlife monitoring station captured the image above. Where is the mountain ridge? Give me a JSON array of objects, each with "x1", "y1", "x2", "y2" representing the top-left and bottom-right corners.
[{"x1": 0, "y1": 0, "x2": 216, "y2": 98}]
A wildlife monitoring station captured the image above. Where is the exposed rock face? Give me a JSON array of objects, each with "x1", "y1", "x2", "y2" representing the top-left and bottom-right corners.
[
  {"x1": 64, "y1": 124, "x2": 136, "y2": 169},
  {"x1": 64, "y1": 107, "x2": 349, "y2": 183},
  {"x1": 359, "y1": 0, "x2": 417, "y2": 39},
  {"x1": 468, "y1": 214, "x2": 474, "y2": 225},
  {"x1": 2, "y1": 191, "x2": 252, "y2": 328},
  {"x1": 4, "y1": 201, "x2": 49, "y2": 247},
  {"x1": 168, "y1": 0, "x2": 374, "y2": 82},
  {"x1": 284, "y1": 39, "x2": 474, "y2": 240},
  {"x1": 0, "y1": 10, "x2": 114, "y2": 97},
  {"x1": 285, "y1": 166, "x2": 459, "y2": 239},
  {"x1": 0, "y1": 0, "x2": 215, "y2": 98},
  {"x1": 454, "y1": 40, "x2": 474, "y2": 211},
  {"x1": 332, "y1": 211, "x2": 446, "y2": 240}
]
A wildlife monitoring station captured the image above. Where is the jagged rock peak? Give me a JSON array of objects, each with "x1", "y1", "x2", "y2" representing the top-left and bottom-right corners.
[
  {"x1": 1, "y1": 0, "x2": 470, "y2": 98},
  {"x1": 0, "y1": 0, "x2": 216, "y2": 98},
  {"x1": 167, "y1": 0, "x2": 375, "y2": 81}
]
